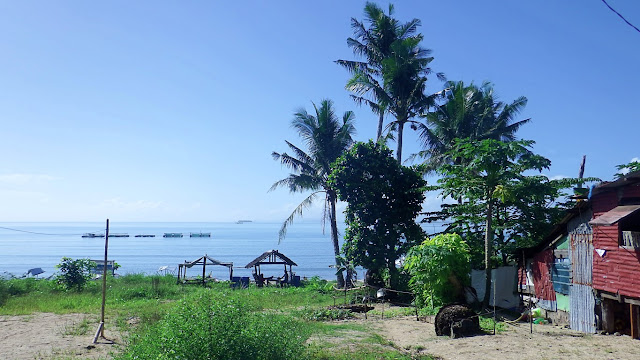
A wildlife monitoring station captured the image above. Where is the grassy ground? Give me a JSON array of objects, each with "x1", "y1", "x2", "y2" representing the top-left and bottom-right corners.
[{"x1": 0, "y1": 275, "x2": 436, "y2": 359}]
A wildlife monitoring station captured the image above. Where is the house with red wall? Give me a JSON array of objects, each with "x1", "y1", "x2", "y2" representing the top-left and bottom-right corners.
[{"x1": 520, "y1": 170, "x2": 640, "y2": 338}]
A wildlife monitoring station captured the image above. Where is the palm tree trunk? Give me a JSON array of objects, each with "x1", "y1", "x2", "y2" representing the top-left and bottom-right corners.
[
  {"x1": 396, "y1": 120, "x2": 405, "y2": 162},
  {"x1": 329, "y1": 192, "x2": 346, "y2": 288},
  {"x1": 376, "y1": 111, "x2": 384, "y2": 141},
  {"x1": 483, "y1": 196, "x2": 493, "y2": 308}
]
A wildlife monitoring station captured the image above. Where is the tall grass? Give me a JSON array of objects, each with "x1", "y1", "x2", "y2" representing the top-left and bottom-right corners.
[{"x1": 118, "y1": 292, "x2": 309, "y2": 360}]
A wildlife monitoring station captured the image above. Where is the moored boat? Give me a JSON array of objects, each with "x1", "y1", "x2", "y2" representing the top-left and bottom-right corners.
[
  {"x1": 189, "y1": 232, "x2": 211, "y2": 237},
  {"x1": 163, "y1": 233, "x2": 183, "y2": 238},
  {"x1": 82, "y1": 232, "x2": 104, "y2": 238}
]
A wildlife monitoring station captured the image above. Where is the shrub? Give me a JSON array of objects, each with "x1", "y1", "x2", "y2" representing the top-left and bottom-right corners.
[
  {"x1": 118, "y1": 293, "x2": 309, "y2": 360},
  {"x1": 403, "y1": 233, "x2": 471, "y2": 307},
  {"x1": 55, "y1": 257, "x2": 96, "y2": 291},
  {"x1": 303, "y1": 276, "x2": 334, "y2": 294},
  {"x1": 0, "y1": 280, "x2": 7, "y2": 306},
  {"x1": 298, "y1": 307, "x2": 354, "y2": 321}
]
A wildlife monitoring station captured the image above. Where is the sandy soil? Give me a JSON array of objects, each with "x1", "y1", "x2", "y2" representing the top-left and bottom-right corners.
[
  {"x1": 1, "y1": 311, "x2": 638, "y2": 359},
  {"x1": 0, "y1": 313, "x2": 121, "y2": 360},
  {"x1": 366, "y1": 315, "x2": 640, "y2": 360}
]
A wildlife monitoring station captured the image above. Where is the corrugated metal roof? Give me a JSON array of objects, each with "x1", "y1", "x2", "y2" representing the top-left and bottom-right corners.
[{"x1": 588, "y1": 205, "x2": 640, "y2": 226}]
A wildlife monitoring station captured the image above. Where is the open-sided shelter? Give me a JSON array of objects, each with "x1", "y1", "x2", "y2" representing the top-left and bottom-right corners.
[
  {"x1": 177, "y1": 254, "x2": 233, "y2": 286},
  {"x1": 245, "y1": 250, "x2": 297, "y2": 286}
]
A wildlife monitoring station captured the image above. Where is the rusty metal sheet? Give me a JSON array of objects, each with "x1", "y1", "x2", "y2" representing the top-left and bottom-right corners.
[{"x1": 589, "y1": 205, "x2": 640, "y2": 226}]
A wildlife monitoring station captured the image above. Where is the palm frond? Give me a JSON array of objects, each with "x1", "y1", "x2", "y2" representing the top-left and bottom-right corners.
[{"x1": 278, "y1": 191, "x2": 323, "y2": 243}]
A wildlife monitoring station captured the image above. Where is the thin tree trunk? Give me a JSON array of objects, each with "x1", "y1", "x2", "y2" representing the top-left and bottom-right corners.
[
  {"x1": 329, "y1": 192, "x2": 346, "y2": 288},
  {"x1": 376, "y1": 111, "x2": 384, "y2": 141},
  {"x1": 483, "y1": 196, "x2": 493, "y2": 308},
  {"x1": 396, "y1": 120, "x2": 405, "y2": 163}
]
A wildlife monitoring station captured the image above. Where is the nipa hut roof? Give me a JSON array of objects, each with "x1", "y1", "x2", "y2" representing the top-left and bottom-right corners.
[{"x1": 244, "y1": 249, "x2": 297, "y2": 268}]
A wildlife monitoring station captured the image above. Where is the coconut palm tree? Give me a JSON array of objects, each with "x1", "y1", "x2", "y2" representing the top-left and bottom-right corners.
[
  {"x1": 347, "y1": 35, "x2": 438, "y2": 162},
  {"x1": 418, "y1": 81, "x2": 530, "y2": 171},
  {"x1": 336, "y1": 2, "x2": 440, "y2": 151},
  {"x1": 271, "y1": 99, "x2": 355, "y2": 288}
]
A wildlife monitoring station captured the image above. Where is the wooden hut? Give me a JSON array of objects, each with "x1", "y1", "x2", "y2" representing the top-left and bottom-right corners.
[
  {"x1": 177, "y1": 255, "x2": 233, "y2": 286},
  {"x1": 245, "y1": 250, "x2": 297, "y2": 286}
]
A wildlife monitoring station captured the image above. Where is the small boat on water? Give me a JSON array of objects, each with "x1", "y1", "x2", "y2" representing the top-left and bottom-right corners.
[
  {"x1": 135, "y1": 234, "x2": 156, "y2": 238},
  {"x1": 163, "y1": 233, "x2": 183, "y2": 238},
  {"x1": 190, "y1": 232, "x2": 211, "y2": 237},
  {"x1": 236, "y1": 220, "x2": 253, "y2": 224},
  {"x1": 82, "y1": 232, "x2": 104, "y2": 238},
  {"x1": 108, "y1": 233, "x2": 129, "y2": 238}
]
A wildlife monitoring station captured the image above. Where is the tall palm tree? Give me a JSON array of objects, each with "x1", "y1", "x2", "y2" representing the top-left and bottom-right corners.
[
  {"x1": 271, "y1": 99, "x2": 355, "y2": 288},
  {"x1": 347, "y1": 35, "x2": 438, "y2": 162},
  {"x1": 418, "y1": 81, "x2": 530, "y2": 171},
  {"x1": 336, "y1": 2, "x2": 437, "y2": 148}
]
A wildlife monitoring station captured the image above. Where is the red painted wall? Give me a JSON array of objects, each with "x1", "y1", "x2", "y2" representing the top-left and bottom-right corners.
[
  {"x1": 592, "y1": 189, "x2": 640, "y2": 299},
  {"x1": 531, "y1": 249, "x2": 556, "y2": 301}
]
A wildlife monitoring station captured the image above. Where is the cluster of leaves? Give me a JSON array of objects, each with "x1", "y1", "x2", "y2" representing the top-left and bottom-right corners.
[
  {"x1": 403, "y1": 234, "x2": 471, "y2": 307},
  {"x1": 330, "y1": 141, "x2": 426, "y2": 288},
  {"x1": 118, "y1": 293, "x2": 309, "y2": 360},
  {"x1": 615, "y1": 160, "x2": 640, "y2": 179},
  {"x1": 303, "y1": 276, "x2": 336, "y2": 294},
  {"x1": 54, "y1": 257, "x2": 96, "y2": 291}
]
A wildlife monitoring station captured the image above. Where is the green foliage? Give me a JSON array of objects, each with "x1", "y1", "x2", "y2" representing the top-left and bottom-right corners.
[
  {"x1": 0, "y1": 280, "x2": 7, "y2": 306},
  {"x1": 330, "y1": 141, "x2": 427, "y2": 287},
  {"x1": 403, "y1": 234, "x2": 471, "y2": 306},
  {"x1": 298, "y1": 307, "x2": 354, "y2": 321},
  {"x1": 615, "y1": 161, "x2": 640, "y2": 179},
  {"x1": 303, "y1": 276, "x2": 335, "y2": 294},
  {"x1": 117, "y1": 293, "x2": 309, "y2": 360},
  {"x1": 54, "y1": 257, "x2": 96, "y2": 292}
]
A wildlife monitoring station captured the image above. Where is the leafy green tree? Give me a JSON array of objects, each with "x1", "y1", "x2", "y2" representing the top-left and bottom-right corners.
[
  {"x1": 329, "y1": 141, "x2": 426, "y2": 288},
  {"x1": 434, "y1": 138, "x2": 551, "y2": 306},
  {"x1": 403, "y1": 233, "x2": 471, "y2": 307},
  {"x1": 55, "y1": 257, "x2": 96, "y2": 291},
  {"x1": 271, "y1": 99, "x2": 355, "y2": 288},
  {"x1": 336, "y1": 2, "x2": 423, "y2": 141},
  {"x1": 418, "y1": 81, "x2": 530, "y2": 171}
]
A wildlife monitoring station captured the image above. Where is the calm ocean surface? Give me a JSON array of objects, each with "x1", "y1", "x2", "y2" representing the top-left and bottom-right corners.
[{"x1": 0, "y1": 222, "x2": 347, "y2": 280}]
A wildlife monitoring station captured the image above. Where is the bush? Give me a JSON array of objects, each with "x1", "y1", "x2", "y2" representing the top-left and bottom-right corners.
[
  {"x1": 403, "y1": 233, "x2": 471, "y2": 307},
  {"x1": 55, "y1": 257, "x2": 96, "y2": 291},
  {"x1": 303, "y1": 276, "x2": 334, "y2": 294},
  {"x1": 298, "y1": 307, "x2": 354, "y2": 321},
  {"x1": 0, "y1": 280, "x2": 7, "y2": 306},
  {"x1": 118, "y1": 293, "x2": 309, "y2": 360}
]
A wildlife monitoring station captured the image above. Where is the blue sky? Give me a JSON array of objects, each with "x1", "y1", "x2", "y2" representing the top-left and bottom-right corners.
[{"x1": 0, "y1": 1, "x2": 638, "y2": 222}]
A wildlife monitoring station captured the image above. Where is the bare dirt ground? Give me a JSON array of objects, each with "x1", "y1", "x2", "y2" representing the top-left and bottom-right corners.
[
  {"x1": 362, "y1": 315, "x2": 640, "y2": 360},
  {"x1": 1, "y1": 311, "x2": 639, "y2": 360},
  {"x1": 0, "y1": 313, "x2": 121, "y2": 360}
]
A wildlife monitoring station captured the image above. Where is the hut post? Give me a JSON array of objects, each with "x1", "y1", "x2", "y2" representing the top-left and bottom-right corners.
[
  {"x1": 230, "y1": 266, "x2": 233, "y2": 281},
  {"x1": 202, "y1": 259, "x2": 206, "y2": 287}
]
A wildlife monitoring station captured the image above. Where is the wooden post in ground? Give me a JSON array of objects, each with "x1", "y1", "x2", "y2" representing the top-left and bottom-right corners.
[
  {"x1": 631, "y1": 303, "x2": 639, "y2": 339},
  {"x1": 93, "y1": 219, "x2": 110, "y2": 343}
]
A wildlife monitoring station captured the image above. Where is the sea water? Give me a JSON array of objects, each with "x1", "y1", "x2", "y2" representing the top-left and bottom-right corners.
[{"x1": 0, "y1": 222, "x2": 347, "y2": 280}]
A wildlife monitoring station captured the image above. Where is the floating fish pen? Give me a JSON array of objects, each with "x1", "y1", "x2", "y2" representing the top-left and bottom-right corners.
[
  {"x1": 190, "y1": 232, "x2": 211, "y2": 237},
  {"x1": 81, "y1": 232, "x2": 104, "y2": 238},
  {"x1": 163, "y1": 233, "x2": 183, "y2": 238},
  {"x1": 108, "y1": 233, "x2": 129, "y2": 238},
  {"x1": 236, "y1": 220, "x2": 253, "y2": 224},
  {"x1": 135, "y1": 234, "x2": 156, "y2": 238}
]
